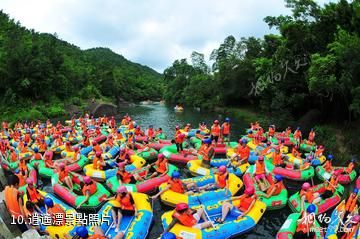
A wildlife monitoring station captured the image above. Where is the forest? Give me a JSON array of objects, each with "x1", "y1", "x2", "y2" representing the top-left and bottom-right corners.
[
  {"x1": 164, "y1": 0, "x2": 360, "y2": 126},
  {"x1": 0, "y1": 11, "x2": 163, "y2": 121}
]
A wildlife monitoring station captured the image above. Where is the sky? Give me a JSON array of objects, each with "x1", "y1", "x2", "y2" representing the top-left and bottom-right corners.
[{"x1": 0, "y1": 0, "x2": 335, "y2": 72}]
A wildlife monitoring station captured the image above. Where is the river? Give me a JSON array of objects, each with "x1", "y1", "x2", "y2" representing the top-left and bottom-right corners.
[{"x1": 118, "y1": 104, "x2": 295, "y2": 239}]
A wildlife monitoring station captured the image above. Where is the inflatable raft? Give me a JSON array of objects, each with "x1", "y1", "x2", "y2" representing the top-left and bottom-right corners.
[
  {"x1": 160, "y1": 144, "x2": 197, "y2": 163},
  {"x1": 158, "y1": 173, "x2": 243, "y2": 207},
  {"x1": 84, "y1": 154, "x2": 146, "y2": 181},
  {"x1": 93, "y1": 193, "x2": 152, "y2": 239},
  {"x1": 273, "y1": 164, "x2": 315, "y2": 181},
  {"x1": 288, "y1": 183, "x2": 344, "y2": 214},
  {"x1": 315, "y1": 165, "x2": 357, "y2": 184},
  {"x1": 187, "y1": 159, "x2": 250, "y2": 177},
  {"x1": 23, "y1": 190, "x2": 77, "y2": 239},
  {"x1": 243, "y1": 167, "x2": 288, "y2": 210},
  {"x1": 276, "y1": 213, "x2": 323, "y2": 239},
  {"x1": 106, "y1": 164, "x2": 178, "y2": 193},
  {"x1": 51, "y1": 173, "x2": 111, "y2": 210},
  {"x1": 161, "y1": 198, "x2": 266, "y2": 239}
]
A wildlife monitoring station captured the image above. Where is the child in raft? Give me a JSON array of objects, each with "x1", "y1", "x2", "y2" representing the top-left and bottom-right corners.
[
  {"x1": 214, "y1": 187, "x2": 257, "y2": 223},
  {"x1": 25, "y1": 178, "x2": 45, "y2": 212},
  {"x1": 144, "y1": 153, "x2": 169, "y2": 178},
  {"x1": 163, "y1": 203, "x2": 212, "y2": 232},
  {"x1": 151, "y1": 171, "x2": 201, "y2": 200},
  {"x1": 294, "y1": 204, "x2": 316, "y2": 239},
  {"x1": 253, "y1": 156, "x2": 271, "y2": 191},
  {"x1": 57, "y1": 162, "x2": 74, "y2": 191},
  {"x1": 103, "y1": 186, "x2": 137, "y2": 233},
  {"x1": 229, "y1": 139, "x2": 250, "y2": 169},
  {"x1": 116, "y1": 162, "x2": 144, "y2": 185},
  {"x1": 203, "y1": 165, "x2": 230, "y2": 195},
  {"x1": 198, "y1": 138, "x2": 215, "y2": 169},
  {"x1": 300, "y1": 182, "x2": 322, "y2": 211},
  {"x1": 65, "y1": 225, "x2": 124, "y2": 239},
  {"x1": 260, "y1": 175, "x2": 284, "y2": 198},
  {"x1": 272, "y1": 147, "x2": 286, "y2": 167},
  {"x1": 77, "y1": 176, "x2": 97, "y2": 209}
]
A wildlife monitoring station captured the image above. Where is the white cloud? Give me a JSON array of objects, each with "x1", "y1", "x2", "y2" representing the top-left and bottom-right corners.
[{"x1": 0, "y1": 0, "x2": 335, "y2": 72}]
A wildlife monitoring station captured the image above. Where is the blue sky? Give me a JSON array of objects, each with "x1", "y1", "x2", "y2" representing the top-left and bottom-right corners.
[{"x1": 0, "y1": 0, "x2": 335, "y2": 72}]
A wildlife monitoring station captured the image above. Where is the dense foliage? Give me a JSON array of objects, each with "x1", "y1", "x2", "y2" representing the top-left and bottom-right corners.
[
  {"x1": 0, "y1": 11, "x2": 163, "y2": 111},
  {"x1": 164, "y1": 0, "x2": 360, "y2": 125}
]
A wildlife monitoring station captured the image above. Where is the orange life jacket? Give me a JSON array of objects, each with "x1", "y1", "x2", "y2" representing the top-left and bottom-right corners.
[
  {"x1": 19, "y1": 160, "x2": 28, "y2": 172},
  {"x1": 315, "y1": 148, "x2": 324, "y2": 157},
  {"x1": 238, "y1": 195, "x2": 256, "y2": 212},
  {"x1": 127, "y1": 134, "x2": 134, "y2": 144},
  {"x1": 26, "y1": 186, "x2": 42, "y2": 203},
  {"x1": 88, "y1": 234, "x2": 107, "y2": 239},
  {"x1": 326, "y1": 177, "x2": 338, "y2": 192},
  {"x1": 93, "y1": 145, "x2": 102, "y2": 153},
  {"x1": 300, "y1": 189, "x2": 315, "y2": 203},
  {"x1": 116, "y1": 193, "x2": 135, "y2": 211},
  {"x1": 47, "y1": 204, "x2": 66, "y2": 225},
  {"x1": 34, "y1": 153, "x2": 42, "y2": 160},
  {"x1": 82, "y1": 182, "x2": 97, "y2": 196},
  {"x1": 216, "y1": 172, "x2": 228, "y2": 188},
  {"x1": 273, "y1": 153, "x2": 283, "y2": 165},
  {"x1": 16, "y1": 172, "x2": 26, "y2": 186},
  {"x1": 72, "y1": 151, "x2": 80, "y2": 161},
  {"x1": 268, "y1": 127, "x2": 275, "y2": 137},
  {"x1": 346, "y1": 162, "x2": 354, "y2": 174},
  {"x1": 324, "y1": 160, "x2": 332, "y2": 172},
  {"x1": 266, "y1": 182, "x2": 283, "y2": 196},
  {"x1": 117, "y1": 171, "x2": 132, "y2": 184},
  {"x1": 168, "y1": 179, "x2": 184, "y2": 193},
  {"x1": 238, "y1": 146, "x2": 250, "y2": 160},
  {"x1": 308, "y1": 131, "x2": 315, "y2": 141},
  {"x1": 4, "y1": 186, "x2": 22, "y2": 219},
  {"x1": 255, "y1": 161, "x2": 265, "y2": 175},
  {"x1": 175, "y1": 130, "x2": 183, "y2": 144},
  {"x1": 93, "y1": 156, "x2": 104, "y2": 170},
  {"x1": 201, "y1": 145, "x2": 213, "y2": 162},
  {"x1": 292, "y1": 148, "x2": 300, "y2": 157},
  {"x1": 44, "y1": 156, "x2": 53, "y2": 168},
  {"x1": 345, "y1": 194, "x2": 358, "y2": 212},
  {"x1": 296, "y1": 212, "x2": 314, "y2": 233},
  {"x1": 172, "y1": 211, "x2": 197, "y2": 227},
  {"x1": 211, "y1": 125, "x2": 220, "y2": 136},
  {"x1": 294, "y1": 130, "x2": 301, "y2": 139},
  {"x1": 222, "y1": 123, "x2": 230, "y2": 135},
  {"x1": 59, "y1": 169, "x2": 69, "y2": 182},
  {"x1": 10, "y1": 152, "x2": 17, "y2": 162},
  {"x1": 155, "y1": 159, "x2": 167, "y2": 173},
  {"x1": 148, "y1": 128, "x2": 154, "y2": 138}
]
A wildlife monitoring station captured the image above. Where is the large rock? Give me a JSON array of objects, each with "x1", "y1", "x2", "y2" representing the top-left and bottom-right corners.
[{"x1": 88, "y1": 103, "x2": 118, "y2": 117}]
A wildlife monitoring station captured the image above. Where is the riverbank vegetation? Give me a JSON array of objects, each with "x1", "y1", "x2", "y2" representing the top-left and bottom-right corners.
[
  {"x1": 164, "y1": 0, "x2": 360, "y2": 160},
  {"x1": 0, "y1": 11, "x2": 164, "y2": 122}
]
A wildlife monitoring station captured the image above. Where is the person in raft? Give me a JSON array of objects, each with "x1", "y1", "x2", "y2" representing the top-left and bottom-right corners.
[
  {"x1": 259, "y1": 175, "x2": 284, "y2": 198},
  {"x1": 221, "y1": 117, "x2": 231, "y2": 143},
  {"x1": 229, "y1": 139, "x2": 250, "y2": 169},
  {"x1": 198, "y1": 138, "x2": 215, "y2": 169},
  {"x1": 93, "y1": 151, "x2": 107, "y2": 170},
  {"x1": 163, "y1": 203, "x2": 212, "y2": 232},
  {"x1": 44, "y1": 198, "x2": 66, "y2": 225},
  {"x1": 293, "y1": 127, "x2": 302, "y2": 147},
  {"x1": 214, "y1": 187, "x2": 257, "y2": 224},
  {"x1": 116, "y1": 162, "x2": 144, "y2": 185},
  {"x1": 253, "y1": 156, "x2": 271, "y2": 191},
  {"x1": 103, "y1": 186, "x2": 137, "y2": 233},
  {"x1": 24, "y1": 201, "x2": 49, "y2": 236},
  {"x1": 294, "y1": 204, "x2": 317, "y2": 239},
  {"x1": 126, "y1": 131, "x2": 135, "y2": 150},
  {"x1": 57, "y1": 162, "x2": 74, "y2": 191},
  {"x1": 151, "y1": 171, "x2": 200, "y2": 200},
  {"x1": 272, "y1": 147, "x2": 286, "y2": 167},
  {"x1": 147, "y1": 125, "x2": 155, "y2": 141},
  {"x1": 25, "y1": 178, "x2": 45, "y2": 212},
  {"x1": 337, "y1": 214, "x2": 360, "y2": 239},
  {"x1": 144, "y1": 153, "x2": 169, "y2": 178},
  {"x1": 210, "y1": 120, "x2": 221, "y2": 146},
  {"x1": 300, "y1": 182, "x2": 321, "y2": 211},
  {"x1": 77, "y1": 176, "x2": 97, "y2": 209},
  {"x1": 308, "y1": 128, "x2": 315, "y2": 144},
  {"x1": 344, "y1": 188, "x2": 359, "y2": 219},
  {"x1": 321, "y1": 171, "x2": 339, "y2": 199},
  {"x1": 204, "y1": 165, "x2": 230, "y2": 194},
  {"x1": 65, "y1": 225, "x2": 124, "y2": 239},
  {"x1": 174, "y1": 126, "x2": 184, "y2": 153}
]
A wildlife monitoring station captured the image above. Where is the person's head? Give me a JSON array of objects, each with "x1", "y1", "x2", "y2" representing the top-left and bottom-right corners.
[
  {"x1": 248, "y1": 130, "x2": 253, "y2": 134},
  {"x1": 225, "y1": 117, "x2": 230, "y2": 122},
  {"x1": 76, "y1": 226, "x2": 89, "y2": 238},
  {"x1": 83, "y1": 176, "x2": 92, "y2": 185},
  {"x1": 352, "y1": 188, "x2": 358, "y2": 196},
  {"x1": 149, "y1": 125, "x2": 153, "y2": 129},
  {"x1": 33, "y1": 147, "x2": 38, "y2": 153},
  {"x1": 296, "y1": 127, "x2": 300, "y2": 130},
  {"x1": 161, "y1": 232, "x2": 176, "y2": 239},
  {"x1": 116, "y1": 186, "x2": 128, "y2": 196},
  {"x1": 59, "y1": 162, "x2": 65, "y2": 170},
  {"x1": 175, "y1": 203, "x2": 189, "y2": 214},
  {"x1": 175, "y1": 125, "x2": 180, "y2": 130},
  {"x1": 158, "y1": 153, "x2": 165, "y2": 161},
  {"x1": 203, "y1": 138, "x2": 212, "y2": 145},
  {"x1": 96, "y1": 151, "x2": 102, "y2": 157},
  {"x1": 66, "y1": 141, "x2": 71, "y2": 146},
  {"x1": 307, "y1": 204, "x2": 316, "y2": 214},
  {"x1": 10, "y1": 148, "x2": 14, "y2": 152},
  {"x1": 275, "y1": 175, "x2": 283, "y2": 183},
  {"x1": 92, "y1": 141, "x2": 97, "y2": 146},
  {"x1": 352, "y1": 215, "x2": 360, "y2": 224},
  {"x1": 333, "y1": 170, "x2": 340, "y2": 177},
  {"x1": 218, "y1": 165, "x2": 227, "y2": 174},
  {"x1": 327, "y1": 154, "x2": 333, "y2": 160},
  {"x1": 214, "y1": 120, "x2": 219, "y2": 124},
  {"x1": 128, "y1": 132, "x2": 133, "y2": 136},
  {"x1": 44, "y1": 197, "x2": 54, "y2": 208},
  {"x1": 244, "y1": 187, "x2": 255, "y2": 197},
  {"x1": 171, "y1": 171, "x2": 181, "y2": 181},
  {"x1": 26, "y1": 178, "x2": 34, "y2": 187},
  {"x1": 8, "y1": 174, "x2": 19, "y2": 187},
  {"x1": 136, "y1": 125, "x2": 140, "y2": 129},
  {"x1": 26, "y1": 201, "x2": 35, "y2": 212},
  {"x1": 302, "y1": 182, "x2": 311, "y2": 191},
  {"x1": 258, "y1": 156, "x2": 264, "y2": 163},
  {"x1": 117, "y1": 129, "x2": 121, "y2": 133},
  {"x1": 74, "y1": 147, "x2": 80, "y2": 152}
]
